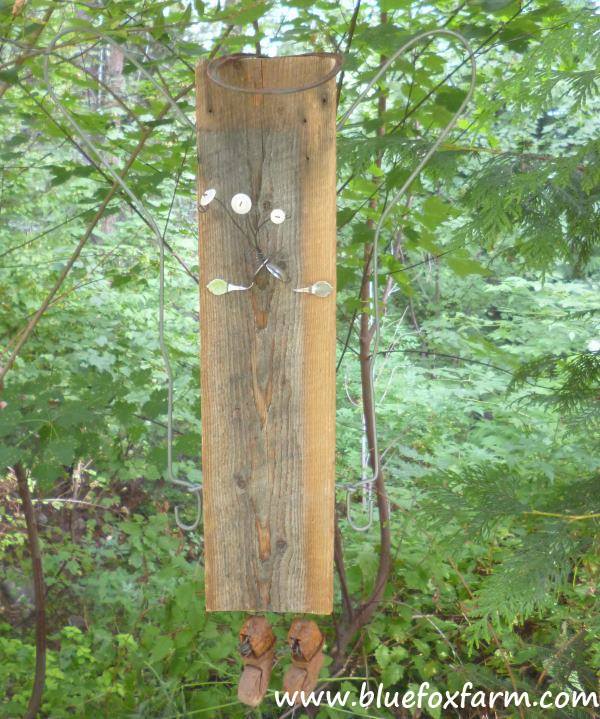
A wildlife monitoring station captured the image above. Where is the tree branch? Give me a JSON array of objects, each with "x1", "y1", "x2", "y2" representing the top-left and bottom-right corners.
[
  {"x1": 14, "y1": 463, "x2": 46, "y2": 719},
  {"x1": 0, "y1": 83, "x2": 194, "y2": 385},
  {"x1": 0, "y1": 6, "x2": 54, "y2": 99},
  {"x1": 336, "y1": 0, "x2": 361, "y2": 107},
  {"x1": 334, "y1": 516, "x2": 353, "y2": 622},
  {"x1": 332, "y1": 16, "x2": 393, "y2": 672}
]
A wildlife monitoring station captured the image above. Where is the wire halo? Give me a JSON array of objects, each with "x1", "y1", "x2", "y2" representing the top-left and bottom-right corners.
[{"x1": 206, "y1": 52, "x2": 343, "y2": 95}]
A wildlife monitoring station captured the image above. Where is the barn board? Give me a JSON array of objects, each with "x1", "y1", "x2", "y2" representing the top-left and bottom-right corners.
[{"x1": 196, "y1": 55, "x2": 337, "y2": 613}]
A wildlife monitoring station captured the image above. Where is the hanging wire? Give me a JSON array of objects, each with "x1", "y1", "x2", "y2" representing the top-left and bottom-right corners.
[
  {"x1": 158, "y1": 192, "x2": 202, "y2": 531},
  {"x1": 206, "y1": 51, "x2": 343, "y2": 94},
  {"x1": 40, "y1": 26, "x2": 474, "y2": 534},
  {"x1": 336, "y1": 28, "x2": 477, "y2": 531},
  {"x1": 203, "y1": 34, "x2": 475, "y2": 531},
  {"x1": 42, "y1": 28, "x2": 202, "y2": 531}
]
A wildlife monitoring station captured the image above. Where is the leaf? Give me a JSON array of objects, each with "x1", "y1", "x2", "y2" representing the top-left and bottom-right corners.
[
  {"x1": 217, "y1": 1, "x2": 271, "y2": 24},
  {"x1": 436, "y1": 88, "x2": 467, "y2": 113},
  {"x1": 32, "y1": 462, "x2": 63, "y2": 486},
  {"x1": 142, "y1": 390, "x2": 167, "y2": 419},
  {"x1": 337, "y1": 265, "x2": 355, "y2": 292},
  {"x1": 445, "y1": 255, "x2": 490, "y2": 277},
  {"x1": 46, "y1": 438, "x2": 77, "y2": 465},
  {"x1": 149, "y1": 635, "x2": 174, "y2": 662},
  {"x1": 0, "y1": 68, "x2": 18, "y2": 84},
  {"x1": 375, "y1": 644, "x2": 390, "y2": 670},
  {"x1": 0, "y1": 444, "x2": 21, "y2": 466},
  {"x1": 379, "y1": 0, "x2": 412, "y2": 9},
  {"x1": 382, "y1": 663, "x2": 403, "y2": 686},
  {"x1": 481, "y1": 0, "x2": 516, "y2": 11},
  {"x1": 420, "y1": 196, "x2": 459, "y2": 230}
]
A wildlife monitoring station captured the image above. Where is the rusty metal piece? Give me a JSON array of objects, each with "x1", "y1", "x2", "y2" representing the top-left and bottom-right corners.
[
  {"x1": 282, "y1": 619, "x2": 325, "y2": 700},
  {"x1": 237, "y1": 616, "x2": 276, "y2": 707}
]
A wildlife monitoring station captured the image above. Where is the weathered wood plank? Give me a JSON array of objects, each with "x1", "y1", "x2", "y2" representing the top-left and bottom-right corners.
[{"x1": 196, "y1": 55, "x2": 337, "y2": 613}]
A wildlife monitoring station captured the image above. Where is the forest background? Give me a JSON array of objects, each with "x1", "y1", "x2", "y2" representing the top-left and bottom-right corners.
[{"x1": 0, "y1": 0, "x2": 599, "y2": 717}]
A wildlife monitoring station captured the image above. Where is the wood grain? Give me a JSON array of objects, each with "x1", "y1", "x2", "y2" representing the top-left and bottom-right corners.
[{"x1": 196, "y1": 56, "x2": 337, "y2": 613}]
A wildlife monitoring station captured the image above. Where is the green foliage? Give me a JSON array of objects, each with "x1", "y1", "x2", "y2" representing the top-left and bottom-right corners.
[
  {"x1": 1, "y1": 0, "x2": 599, "y2": 717},
  {"x1": 510, "y1": 349, "x2": 600, "y2": 427}
]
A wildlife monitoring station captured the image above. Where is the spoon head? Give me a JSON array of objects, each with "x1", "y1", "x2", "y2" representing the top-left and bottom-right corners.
[
  {"x1": 312, "y1": 281, "x2": 333, "y2": 297},
  {"x1": 266, "y1": 261, "x2": 289, "y2": 283},
  {"x1": 200, "y1": 188, "x2": 216, "y2": 207},
  {"x1": 206, "y1": 278, "x2": 229, "y2": 296},
  {"x1": 231, "y1": 193, "x2": 252, "y2": 214},
  {"x1": 270, "y1": 208, "x2": 286, "y2": 225}
]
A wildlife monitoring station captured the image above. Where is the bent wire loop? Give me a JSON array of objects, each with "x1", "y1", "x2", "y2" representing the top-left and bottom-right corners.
[
  {"x1": 42, "y1": 27, "x2": 202, "y2": 531},
  {"x1": 337, "y1": 29, "x2": 477, "y2": 531},
  {"x1": 41, "y1": 27, "x2": 475, "y2": 534},
  {"x1": 206, "y1": 52, "x2": 343, "y2": 95}
]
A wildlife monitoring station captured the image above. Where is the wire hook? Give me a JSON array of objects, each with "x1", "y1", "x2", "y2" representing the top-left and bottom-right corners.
[
  {"x1": 346, "y1": 482, "x2": 374, "y2": 532},
  {"x1": 337, "y1": 28, "x2": 477, "y2": 531},
  {"x1": 158, "y1": 152, "x2": 202, "y2": 532},
  {"x1": 174, "y1": 484, "x2": 203, "y2": 532}
]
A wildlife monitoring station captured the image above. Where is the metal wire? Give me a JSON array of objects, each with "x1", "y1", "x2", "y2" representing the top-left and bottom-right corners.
[
  {"x1": 204, "y1": 35, "x2": 475, "y2": 531},
  {"x1": 206, "y1": 52, "x2": 343, "y2": 94},
  {"x1": 40, "y1": 27, "x2": 474, "y2": 535},
  {"x1": 42, "y1": 28, "x2": 202, "y2": 531},
  {"x1": 159, "y1": 204, "x2": 202, "y2": 531},
  {"x1": 336, "y1": 28, "x2": 477, "y2": 531}
]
